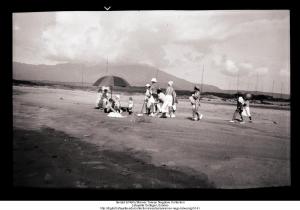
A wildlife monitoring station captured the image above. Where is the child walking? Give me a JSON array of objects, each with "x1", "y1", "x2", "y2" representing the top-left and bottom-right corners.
[
  {"x1": 189, "y1": 85, "x2": 203, "y2": 121},
  {"x1": 127, "y1": 97, "x2": 134, "y2": 115}
]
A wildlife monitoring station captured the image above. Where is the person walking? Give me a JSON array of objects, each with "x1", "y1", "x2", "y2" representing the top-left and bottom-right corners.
[
  {"x1": 149, "y1": 78, "x2": 159, "y2": 117},
  {"x1": 242, "y1": 93, "x2": 252, "y2": 122},
  {"x1": 189, "y1": 85, "x2": 203, "y2": 121},
  {"x1": 230, "y1": 92, "x2": 245, "y2": 123},
  {"x1": 144, "y1": 84, "x2": 152, "y2": 115},
  {"x1": 165, "y1": 81, "x2": 176, "y2": 118}
]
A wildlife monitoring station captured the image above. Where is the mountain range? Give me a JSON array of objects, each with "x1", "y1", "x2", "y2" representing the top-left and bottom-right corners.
[
  {"x1": 13, "y1": 62, "x2": 221, "y2": 92},
  {"x1": 13, "y1": 62, "x2": 289, "y2": 99}
]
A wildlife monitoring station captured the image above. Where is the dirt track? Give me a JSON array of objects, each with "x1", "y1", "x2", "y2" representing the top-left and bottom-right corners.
[{"x1": 13, "y1": 85, "x2": 290, "y2": 188}]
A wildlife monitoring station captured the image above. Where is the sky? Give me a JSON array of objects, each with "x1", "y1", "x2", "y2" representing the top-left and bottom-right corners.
[{"x1": 13, "y1": 10, "x2": 290, "y2": 94}]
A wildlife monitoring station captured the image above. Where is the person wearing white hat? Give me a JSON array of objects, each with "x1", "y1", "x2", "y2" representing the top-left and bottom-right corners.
[
  {"x1": 149, "y1": 78, "x2": 159, "y2": 116},
  {"x1": 151, "y1": 78, "x2": 157, "y2": 83}
]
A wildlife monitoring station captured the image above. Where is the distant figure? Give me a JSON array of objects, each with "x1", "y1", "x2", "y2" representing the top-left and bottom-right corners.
[
  {"x1": 164, "y1": 81, "x2": 176, "y2": 118},
  {"x1": 95, "y1": 87, "x2": 103, "y2": 109},
  {"x1": 144, "y1": 84, "x2": 152, "y2": 115},
  {"x1": 101, "y1": 87, "x2": 110, "y2": 110},
  {"x1": 149, "y1": 78, "x2": 159, "y2": 117},
  {"x1": 242, "y1": 93, "x2": 252, "y2": 122},
  {"x1": 230, "y1": 92, "x2": 245, "y2": 123},
  {"x1": 114, "y1": 94, "x2": 122, "y2": 113},
  {"x1": 189, "y1": 85, "x2": 203, "y2": 121},
  {"x1": 172, "y1": 90, "x2": 178, "y2": 117},
  {"x1": 127, "y1": 96, "x2": 134, "y2": 115}
]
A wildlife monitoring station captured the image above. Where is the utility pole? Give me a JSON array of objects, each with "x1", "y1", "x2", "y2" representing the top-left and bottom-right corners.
[
  {"x1": 271, "y1": 80, "x2": 274, "y2": 98},
  {"x1": 81, "y1": 69, "x2": 83, "y2": 88},
  {"x1": 280, "y1": 83, "x2": 283, "y2": 99},
  {"x1": 201, "y1": 64, "x2": 204, "y2": 94},
  {"x1": 236, "y1": 71, "x2": 239, "y2": 92},
  {"x1": 106, "y1": 57, "x2": 108, "y2": 74},
  {"x1": 255, "y1": 73, "x2": 259, "y2": 94}
]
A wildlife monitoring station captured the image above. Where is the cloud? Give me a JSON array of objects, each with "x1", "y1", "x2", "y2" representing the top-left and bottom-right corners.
[
  {"x1": 279, "y1": 65, "x2": 290, "y2": 77},
  {"x1": 225, "y1": 59, "x2": 238, "y2": 74},
  {"x1": 13, "y1": 11, "x2": 290, "y2": 93}
]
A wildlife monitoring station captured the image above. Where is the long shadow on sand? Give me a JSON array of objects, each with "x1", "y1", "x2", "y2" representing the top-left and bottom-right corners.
[{"x1": 13, "y1": 127, "x2": 215, "y2": 189}]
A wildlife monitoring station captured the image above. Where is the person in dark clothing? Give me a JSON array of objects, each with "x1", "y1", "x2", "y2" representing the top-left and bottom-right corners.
[{"x1": 230, "y1": 92, "x2": 245, "y2": 123}]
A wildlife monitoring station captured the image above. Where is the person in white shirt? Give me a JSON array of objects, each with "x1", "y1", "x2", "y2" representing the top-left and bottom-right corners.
[
  {"x1": 164, "y1": 81, "x2": 177, "y2": 118},
  {"x1": 149, "y1": 78, "x2": 159, "y2": 117},
  {"x1": 144, "y1": 84, "x2": 152, "y2": 115},
  {"x1": 242, "y1": 93, "x2": 252, "y2": 122},
  {"x1": 157, "y1": 88, "x2": 168, "y2": 118},
  {"x1": 114, "y1": 94, "x2": 121, "y2": 113}
]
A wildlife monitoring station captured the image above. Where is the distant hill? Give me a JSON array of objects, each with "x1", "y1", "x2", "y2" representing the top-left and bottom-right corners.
[
  {"x1": 221, "y1": 89, "x2": 290, "y2": 100},
  {"x1": 13, "y1": 62, "x2": 221, "y2": 92},
  {"x1": 12, "y1": 62, "x2": 290, "y2": 99}
]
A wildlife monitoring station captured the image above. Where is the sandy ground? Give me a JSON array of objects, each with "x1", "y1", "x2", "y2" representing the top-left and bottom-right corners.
[{"x1": 13, "y1": 85, "x2": 290, "y2": 189}]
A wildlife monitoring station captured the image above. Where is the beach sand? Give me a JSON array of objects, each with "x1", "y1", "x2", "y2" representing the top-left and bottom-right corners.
[{"x1": 13, "y1": 85, "x2": 290, "y2": 189}]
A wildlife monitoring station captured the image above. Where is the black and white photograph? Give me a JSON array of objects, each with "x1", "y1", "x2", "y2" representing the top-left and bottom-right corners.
[{"x1": 12, "y1": 10, "x2": 290, "y2": 191}]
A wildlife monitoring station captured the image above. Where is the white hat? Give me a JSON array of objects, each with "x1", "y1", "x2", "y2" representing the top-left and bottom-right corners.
[
  {"x1": 151, "y1": 78, "x2": 157, "y2": 83},
  {"x1": 168, "y1": 81, "x2": 173, "y2": 86},
  {"x1": 115, "y1": 94, "x2": 120, "y2": 99},
  {"x1": 145, "y1": 84, "x2": 151, "y2": 87}
]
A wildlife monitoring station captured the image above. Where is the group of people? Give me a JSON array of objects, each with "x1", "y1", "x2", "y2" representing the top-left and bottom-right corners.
[
  {"x1": 143, "y1": 78, "x2": 178, "y2": 118},
  {"x1": 95, "y1": 86, "x2": 134, "y2": 115},
  {"x1": 94, "y1": 78, "x2": 252, "y2": 123}
]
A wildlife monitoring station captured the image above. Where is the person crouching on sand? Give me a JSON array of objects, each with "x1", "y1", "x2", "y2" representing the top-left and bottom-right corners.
[
  {"x1": 189, "y1": 85, "x2": 203, "y2": 121},
  {"x1": 230, "y1": 92, "x2": 245, "y2": 124},
  {"x1": 127, "y1": 96, "x2": 134, "y2": 115},
  {"x1": 157, "y1": 88, "x2": 168, "y2": 118},
  {"x1": 104, "y1": 98, "x2": 117, "y2": 113}
]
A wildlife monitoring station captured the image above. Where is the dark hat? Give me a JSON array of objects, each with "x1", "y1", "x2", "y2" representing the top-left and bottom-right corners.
[{"x1": 194, "y1": 85, "x2": 200, "y2": 90}]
